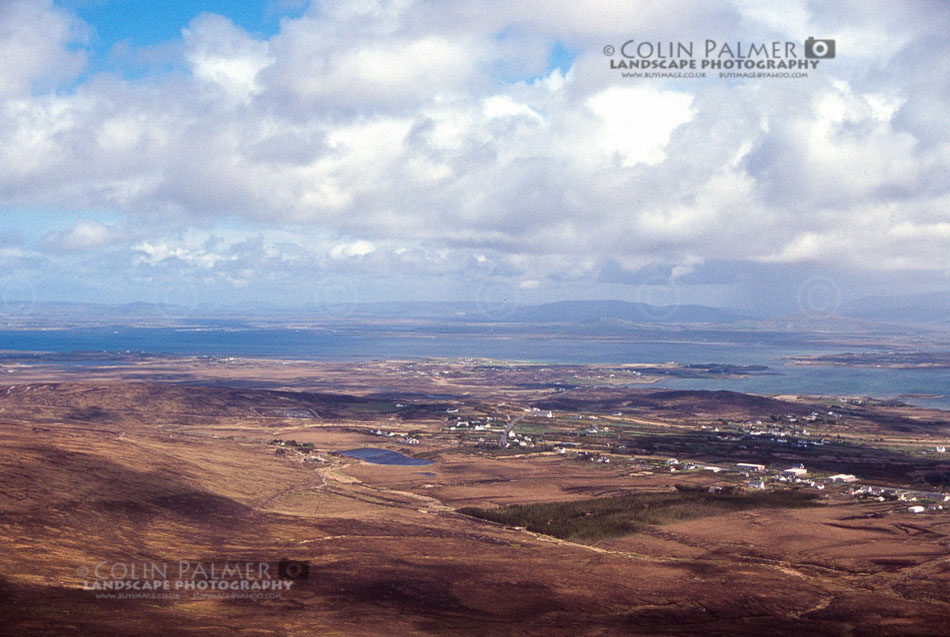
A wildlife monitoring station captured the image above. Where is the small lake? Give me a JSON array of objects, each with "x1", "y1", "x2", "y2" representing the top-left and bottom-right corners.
[{"x1": 339, "y1": 448, "x2": 434, "y2": 466}]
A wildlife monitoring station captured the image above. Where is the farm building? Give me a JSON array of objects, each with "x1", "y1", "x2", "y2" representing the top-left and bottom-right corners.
[
  {"x1": 827, "y1": 474, "x2": 857, "y2": 483},
  {"x1": 737, "y1": 463, "x2": 765, "y2": 472}
]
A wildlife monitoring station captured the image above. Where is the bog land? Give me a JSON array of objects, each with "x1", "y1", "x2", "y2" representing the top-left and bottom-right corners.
[{"x1": 0, "y1": 355, "x2": 947, "y2": 635}]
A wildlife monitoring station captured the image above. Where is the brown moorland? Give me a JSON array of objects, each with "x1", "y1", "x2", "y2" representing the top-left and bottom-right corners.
[{"x1": 0, "y1": 357, "x2": 947, "y2": 635}]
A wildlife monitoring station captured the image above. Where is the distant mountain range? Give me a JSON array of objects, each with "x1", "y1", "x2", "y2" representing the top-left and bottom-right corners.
[
  {"x1": 1, "y1": 292, "x2": 947, "y2": 330},
  {"x1": 500, "y1": 300, "x2": 746, "y2": 324},
  {"x1": 839, "y1": 291, "x2": 950, "y2": 326}
]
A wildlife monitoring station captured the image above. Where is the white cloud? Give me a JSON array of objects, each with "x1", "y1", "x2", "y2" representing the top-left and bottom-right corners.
[
  {"x1": 483, "y1": 95, "x2": 543, "y2": 122},
  {"x1": 1, "y1": 0, "x2": 947, "y2": 306},
  {"x1": 184, "y1": 13, "x2": 273, "y2": 100},
  {"x1": 0, "y1": 0, "x2": 87, "y2": 98},
  {"x1": 42, "y1": 221, "x2": 117, "y2": 252},
  {"x1": 329, "y1": 240, "x2": 375, "y2": 259},
  {"x1": 584, "y1": 86, "x2": 693, "y2": 167}
]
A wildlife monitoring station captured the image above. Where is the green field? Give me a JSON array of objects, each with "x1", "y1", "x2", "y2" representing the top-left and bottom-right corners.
[{"x1": 459, "y1": 487, "x2": 822, "y2": 543}]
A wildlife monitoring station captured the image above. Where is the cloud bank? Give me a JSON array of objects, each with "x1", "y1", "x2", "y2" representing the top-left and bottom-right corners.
[{"x1": 0, "y1": 0, "x2": 947, "y2": 310}]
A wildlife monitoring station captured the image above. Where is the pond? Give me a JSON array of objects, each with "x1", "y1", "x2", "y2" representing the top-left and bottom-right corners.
[{"x1": 338, "y1": 448, "x2": 434, "y2": 466}]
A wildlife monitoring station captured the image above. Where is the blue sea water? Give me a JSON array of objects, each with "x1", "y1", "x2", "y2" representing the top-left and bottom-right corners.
[{"x1": 0, "y1": 326, "x2": 946, "y2": 409}]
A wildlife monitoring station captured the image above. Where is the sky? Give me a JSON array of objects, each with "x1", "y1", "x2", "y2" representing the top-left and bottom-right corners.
[{"x1": 0, "y1": 0, "x2": 947, "y2": 315}]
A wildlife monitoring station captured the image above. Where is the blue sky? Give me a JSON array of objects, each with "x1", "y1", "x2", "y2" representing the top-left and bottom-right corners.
[
  {"x1": 0, "y1": 1, "x2": 947, "y2": 313},
  {"x1": 63, "y1": 0, "x2": 298, "y2": 45},
  {"x1": 61, "y1": 1, "x2": 576, "y2": 81},
  {"x1": 56, "y1": 0, "x2": 307, "y2": 80}
]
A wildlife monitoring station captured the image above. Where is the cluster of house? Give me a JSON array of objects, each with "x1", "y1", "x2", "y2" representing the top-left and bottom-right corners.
[
  {"x1": 776, "y1": 471, "x2": 824, "y2": 490},
  {"x1": 653, "y1": 458, "x2": 863, "y2": 493},
  {"x1": 569, "y1": 450, "x2": 610, "y2": 463},
  {"x1": 501, "y1": 430, "x2": 536, "y2": 449},
  {"x1": 369, "y1": 428, "x2": 419, "y2": 445},
  {"x1": 580, "y1": 424, "x2": 610, "y2": 435},
  {"x1": 697, "y1": 420, "x2": 835, "y2": 455},
  {"x1": 446, "y1": 407, "x2": 558, "y2": 450},
  {"x1": 522, "y1": 407, "x2": 554, "y2": 418},
  {"x1": 447, "y1": 419, "x2": 493, "y2": 431},
  {"x1": 447, "y1": 415, "x2": 514, "y2": 438},
  {"x1": 847, "y1": 485, "x2": 950, "y2": 509},
  {"x1": 473, "y1": 435, "x2": 537, "y2": 450},
  {"x1": 749, "y1": 467, "x2": 860, "y2": 491},
  {"x1": 662, "y1": 458, "x2": 694, "y2": 471},
  {"x1": 464, "y1": 427, "x2": 539, "y2": 450},
  {"x1": 653, "y1": 456, "x2": 949, "y2": 507},
  {"x1": 738, "y1": 426, "x2": 829, "y2": 448}
]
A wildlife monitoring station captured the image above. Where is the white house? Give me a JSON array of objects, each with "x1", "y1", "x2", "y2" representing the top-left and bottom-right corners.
[{"x1": 827, "y1": 474, "x2": 857, "y2": 483}]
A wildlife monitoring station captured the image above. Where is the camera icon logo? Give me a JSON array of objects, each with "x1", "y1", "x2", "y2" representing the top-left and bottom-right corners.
[
  {"x1": 278, "y1": 559, "x2": 310, "y2": 580},
  {"x1": 804, "y1": 37, "x2": 835, "y2": 59}
]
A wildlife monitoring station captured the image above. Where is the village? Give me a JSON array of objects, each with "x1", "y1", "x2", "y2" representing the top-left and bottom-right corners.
[{"x1": 266, "y1": 393, "x2": 950, "y2": 519}]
